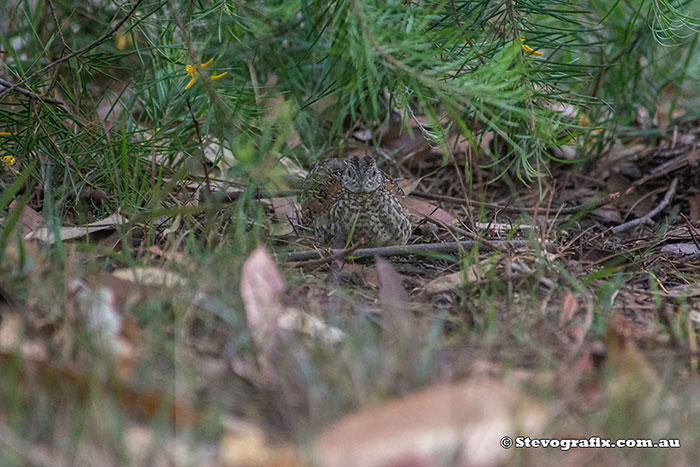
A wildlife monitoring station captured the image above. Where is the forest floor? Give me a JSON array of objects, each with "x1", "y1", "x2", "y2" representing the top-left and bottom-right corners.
[{"x1": 2, "y1": 105, "x2": 700, "y2": 466}]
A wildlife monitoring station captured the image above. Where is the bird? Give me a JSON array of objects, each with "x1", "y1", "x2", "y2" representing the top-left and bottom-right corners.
[{"x1": 298, "y1": 156, "x2": 411, "y2": 248}]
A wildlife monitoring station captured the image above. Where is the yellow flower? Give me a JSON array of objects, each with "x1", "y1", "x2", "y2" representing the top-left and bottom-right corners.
[
  {"x1": 115, "y1": 31, "x2": 133, "y2": 50},
  {"x1": 184, "y1": 58, "x2": 228, "y2": 90},
  {"x1": 520, "y1": 38, "x2": 543, "y2": 56},
  {"x1": 2, "y1": 155, "x2": 16, "y2": 167}
]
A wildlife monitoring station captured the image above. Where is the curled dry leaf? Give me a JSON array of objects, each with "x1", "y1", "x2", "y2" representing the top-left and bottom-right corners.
[
  {"x1": 280, "y1": 156, "x2": 308, "y2": 179},
  {"x1": 423, "y1": 259, "x2": 490, "y2": 294},
  {"x1": 314, "y1": 379, "x2": 548, "y2": 467},
  {"x1": 269, "y1": 196, "x2": 298, "y2": 223},
  {"x1": 397, "y1": 177, "x2": 423, "y2": 196},
  {"x1": 8, "y1": 200, "x2": 44, "y2": 234},
  {"x1": 25, "y1": 213, "x2": 128, "y2": 244},
  {"x1": 402, "y1": 197, "x2": 457, "y2": 226},
  {"x1": 201, "y1": 136, "x2": 237, "y2": 172},
  {"x1": 278, "y1": 309, "x2": 344, "y2": 345},
  {"x1": 352, "y1": 128, "x2": 372, "y2": 142},
  {"x1": 240, "y1": 246, "x2": 286, "y2": 379},
  {"x1": 112, "y1": 267, "x2": 187, "y2": 288}
]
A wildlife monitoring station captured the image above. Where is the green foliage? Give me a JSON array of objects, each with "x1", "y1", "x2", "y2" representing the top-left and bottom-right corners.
[{"x1": 0, "y1": 0, "x2": 698, "y2": 217}]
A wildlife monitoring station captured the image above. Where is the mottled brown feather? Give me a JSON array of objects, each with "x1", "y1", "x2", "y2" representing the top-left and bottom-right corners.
[{"x1": 298, "y1": 157, "x2": 411, "y2": 247}]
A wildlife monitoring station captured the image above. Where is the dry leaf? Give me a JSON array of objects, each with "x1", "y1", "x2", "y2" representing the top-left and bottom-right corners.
[
  {"x1": 278, "y1": 309, "x2": 344, "y2": 345},
  {"x1": 659, "y1": 243, "x2": 699, "y2": 256},
  {"x1": 423, "y1": 271, "x2": 466, "y2": 294},
  {"x1": 280, "y1": 156, "x2": 307, "y2": 179},
  {"x1": 112, "y1": 267, "x2": 187, "y2": 288},
  {"x1": 352, "y1": 128, "x2": 372, "y2": 142},
  {"x1": 376, "y1": 257, "x2": 411, "y2": 337},
  {"x1": 423, "y1": 260, "x2": 488, "y2": 294},
  {"x1": 270, "y1": 222, "x2": 295, "y2": 237},
  {"x1": 25, "y1": 213, "x2": 128, "y2": 244},
  {"x1": 269, "y1": 196, "x2": 297, "y2": 223},
  {"x1": 605, "y1": 143, "x2": 649, "y2": 165},
  {"x1": 398, "y1": 177, "x2": 422, "y2": 196},
  {"x1": 8, "y1": 200, "x2": 44, "y2": 234},
  {"x1": 402, "y1": 197, "x2": 457, "y2": 226},
  {"x1": 240, "y1": 247, "x2": 285, "y2": 380},
  {"x1": 201, "y1": 136, "x2": 237, "y2": 172},
  {"x1": 148, "y1": 245, "x2": 196, "y2": 272},
  {"x1": 314, "y1": 379, "x2": 548, "y2": 467}
]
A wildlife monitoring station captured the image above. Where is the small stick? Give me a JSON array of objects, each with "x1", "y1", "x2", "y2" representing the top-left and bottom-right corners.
[
  {"x1": 282, "y1": 239, "x2": 544, "y2": 262},
  {"x1": 0, "y1": 77, "x2": 65, "y2": 106},
  {"x1": 611, "y1": 177, "x2": 679, "y2": 234},
  {"x1": 291, "y1": 244, "x2": 360, "y2": 268},
  {"x1": 414, "y1": 191, "x2": 621, "y2": 215}
]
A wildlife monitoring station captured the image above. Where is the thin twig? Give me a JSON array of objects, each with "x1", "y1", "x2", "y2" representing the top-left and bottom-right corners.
[
  {"x1": 46, "y1": 0, "x2": 71, "y2": 96},
  {"x1": 47, "y1": 0, "x2": 69, "y2": 51},
  {"x1": 612, "y1": 177, "x2": 679, "y2": 234},
  {"x1": 414, "y1": 191, "x2": 621, "y2": 215},
  {"x1": 505, "y1": 0, "x2": 520, "y2": 43},
  {"x1": 0, "y1": 0, "x2": 145, "y2": 101},
  {"x1": 292, "y1": 244, "x2": 361, "y2": 268},
  {"x1": 283, "y1": 239, "x2": 545, "y2": 262},
  {"x1": 0, "y1": 77, "x2": 65, "y2": 106}
]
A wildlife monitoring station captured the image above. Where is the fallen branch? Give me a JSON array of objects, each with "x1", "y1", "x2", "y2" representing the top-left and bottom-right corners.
[
  {"x1": 291, "y1": 244, "x2": 360, "y2": 267},
  {"x1": 612, "y1": 176, "x2": 679, "y2": 234},
  {"x1": 283, "y1": 239, "x2": 546, "y2": 262}
]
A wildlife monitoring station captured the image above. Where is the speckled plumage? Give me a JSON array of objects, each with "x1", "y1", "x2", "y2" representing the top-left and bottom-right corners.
[{"x1": 298, "y1": 156, "x2": 411, "y2": 247}]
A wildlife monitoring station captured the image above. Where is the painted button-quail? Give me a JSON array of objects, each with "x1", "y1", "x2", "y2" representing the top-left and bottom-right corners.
[{"x1": 298, "y1": 156, "x2": 411, "y2": 247}]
